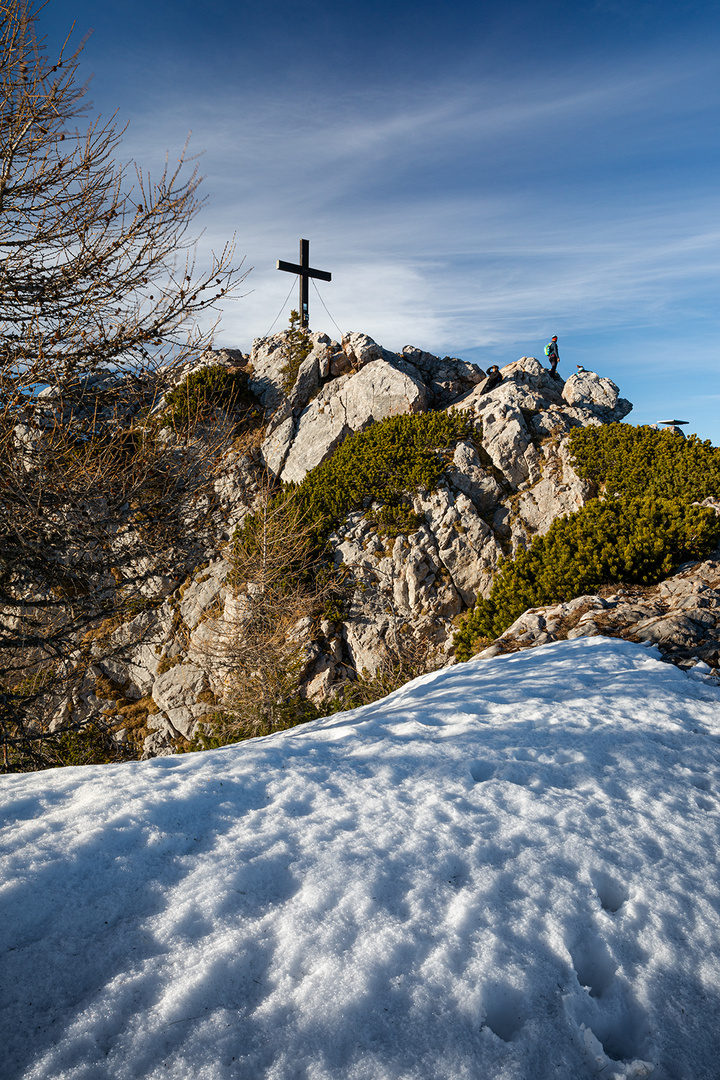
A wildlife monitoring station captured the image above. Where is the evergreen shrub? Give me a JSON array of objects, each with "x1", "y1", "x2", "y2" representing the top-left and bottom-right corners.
[
  {"x1": 290, "y1": 410, "x2": 476, "y2": 548},
  {"x1": 189, "y1": 696, "x2": 328, "y2": 751},
  {"x1": 280, "y1": 310, "x2": 313, "y2": 393},
  {"x1": 454, "y1": 496, "x2": 720, "y2": 661},
  {"x1": 162, "y1": 365, "x2": 257, "y2": 430},
  {"x1": 231, "y1": 409, "x2": 476, "y2": 614},
  {"x1": 568, "y1": 423, "x2": 720, "y2": 501}
]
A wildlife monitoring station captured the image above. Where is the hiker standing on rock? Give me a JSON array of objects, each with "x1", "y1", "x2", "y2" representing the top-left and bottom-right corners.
[{"x1": 545, "y1": 336, "x2": 559, "y2": 377}]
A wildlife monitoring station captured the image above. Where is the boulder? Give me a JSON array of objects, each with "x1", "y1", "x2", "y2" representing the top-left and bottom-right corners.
[
  {"x1": 287, "y1": 350, "x2": 320, "y2": 412},
  {"x1": 480, "y1": 403, "x2": 534, "y2": 488},
  {"x1": 454, "y1": 357, "x2": 564, "y2": 417},
  {"x1": 179, "y1": 559, "x2": 230, "y2": 630},
  {"x1": 278, "y1": 388, "x2": 352, "y2": 484},
  {"x1": 151, "y1": 662, "x2": 212, "y2": 738},
  {"x1": 249, "y1": 330, "x2": 332, "y2": 413},
  {"x1": 400, "y1": 346, "x2": 484, "y2": 406},
  {"x1": 342, "y1": 358, "x2": 427, "y2": 429},
  {"x1": 633, "y1": 614, "x2": 707, "y2": 647},
  {"x1": 341, "y1": 332, "x2": 387, "y2": 368},
  {"x1": 562, "y1": 370, "x2": 632, "y2": 422},
  {"x1": 261, "y1": 406, "x2": 295, "y2": 477},
  {"x1": 446, "y1": 440, "x2": 505, "y2": 513},
  {"x1": 280, "y1": 360, "x2": 427, "y2": 484}
]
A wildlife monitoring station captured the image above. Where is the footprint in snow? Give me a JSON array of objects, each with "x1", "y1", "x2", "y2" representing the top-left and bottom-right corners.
[
  {"x1": 570, "y1": 932, "x2": 616, "y2": 998},
  {"x1": 469, "y1": 760, "x2": 495, "y2": 783},
  {"x1": 482, "y1": 983, "x2": 530, "y2": 1042},
  {"x1": 591, "y1": 869, "x2": 629, "y2": 914}
]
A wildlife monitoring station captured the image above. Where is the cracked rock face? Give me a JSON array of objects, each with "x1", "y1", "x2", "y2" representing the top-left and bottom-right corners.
[
  {"x1": 151, "y1": 663, "x2": 213, "y2": 739},
  {"x1": 254, "y1": 331, "x2": 489, "y2": 484},
  {"x1": 446, "y1": 441, "x2": 504, "y2": 514},
  {"x1": 454, "y1": 357, "x2": 564, "y2": 418},
  {"x1": 279, "y1": 359, "x2": 428, "y2": 483},
  {"x1": 479, "y1": 403, "x2": 535, "y2": 488}
]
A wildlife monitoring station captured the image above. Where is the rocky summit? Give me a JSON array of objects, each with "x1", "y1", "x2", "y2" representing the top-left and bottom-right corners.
[{"x1": 41, "y1": 327, "x2": 651, "y2": 759}]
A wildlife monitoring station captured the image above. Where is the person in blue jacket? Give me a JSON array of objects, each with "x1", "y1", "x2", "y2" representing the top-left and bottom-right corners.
[{"x1": 545, "y1": 336, "x2": 559, "y2": 376}]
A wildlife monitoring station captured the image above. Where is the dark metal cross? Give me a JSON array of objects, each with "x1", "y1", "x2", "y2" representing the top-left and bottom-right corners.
[{"x1": 277, "y1": 239, "x2": 331, "y2": 328}]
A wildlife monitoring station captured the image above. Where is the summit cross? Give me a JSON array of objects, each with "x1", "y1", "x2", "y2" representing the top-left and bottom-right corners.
[{"x1": 277, "y1": 239, "x2": 331, "y2": 328}]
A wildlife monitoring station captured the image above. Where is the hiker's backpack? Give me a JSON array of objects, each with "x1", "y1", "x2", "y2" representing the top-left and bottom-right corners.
[{"x1": 544, "y1": 344, "x2": 551, "y2": 356}]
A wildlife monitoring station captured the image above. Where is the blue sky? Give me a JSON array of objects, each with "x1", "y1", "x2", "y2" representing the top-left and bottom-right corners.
[{"x1": 44, "y1": 1, "x2": 720, "y2": 439}]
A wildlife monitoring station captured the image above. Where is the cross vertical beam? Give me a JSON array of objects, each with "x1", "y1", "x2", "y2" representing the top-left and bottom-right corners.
[
  {"x1": 276, "y1": 239, "x2": 332, "y2": 328},
  {"x1": 299, "y1": 238, "x2": 309, "y2": 328}
]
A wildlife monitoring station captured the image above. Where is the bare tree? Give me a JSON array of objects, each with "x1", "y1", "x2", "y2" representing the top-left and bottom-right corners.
[
  {"x1": 0, "y1": 1, "x2": 250, "y2": 769},
  {"x1": 195, "y1": 485, "x2": 333, "y2": 746},
  {"x1": 0, "y1": 1, "x2": 243, "y2": 390}
]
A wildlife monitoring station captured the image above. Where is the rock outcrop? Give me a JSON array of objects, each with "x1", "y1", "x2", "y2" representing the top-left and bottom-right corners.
[
  {"x1": 249, "y1": 331, "x2": 483, "y2": 483},
  {"x1": 49, "y1": 329, "x2": 641, "y2": 757}
]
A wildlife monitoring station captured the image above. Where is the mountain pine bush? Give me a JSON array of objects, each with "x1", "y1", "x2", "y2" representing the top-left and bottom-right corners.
[
  {"x1": 454, "y1": 429, "x2": 720, "y2": 661},
  {"x1": 568, "y1": 423, "x2": 720, "y2": 501},
  {"x1": 232, "y1": 410, "x2": 478, "y2": 564},
  {"x1": 290, "y1": 410, "x2": 476, "y2": 547},
  {"x1": 280, "y1": 310, "x2": 313, "y2": 393},
  {"x1": 162, "y1": 365, "x2": 258, "y2": 430}
]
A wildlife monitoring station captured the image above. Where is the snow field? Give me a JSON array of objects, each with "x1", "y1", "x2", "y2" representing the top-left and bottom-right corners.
[{"x1": 1, "y1": 637, "x2": 719, "y2": 1079}]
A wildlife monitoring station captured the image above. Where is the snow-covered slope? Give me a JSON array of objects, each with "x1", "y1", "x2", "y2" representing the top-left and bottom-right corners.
[{"x1": 2, "y1": 638, "x2": 720, "y2": 1080}]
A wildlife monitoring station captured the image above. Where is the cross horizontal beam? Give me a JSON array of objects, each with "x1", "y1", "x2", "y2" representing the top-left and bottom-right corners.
[{"x1": 276, "y1": 259, "x2": 331, "y2": 283}]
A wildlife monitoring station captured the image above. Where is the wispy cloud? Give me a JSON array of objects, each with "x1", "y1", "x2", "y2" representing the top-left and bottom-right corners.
[{"x1": 105, "y1": 33, "x2": 720, "y2": 438}]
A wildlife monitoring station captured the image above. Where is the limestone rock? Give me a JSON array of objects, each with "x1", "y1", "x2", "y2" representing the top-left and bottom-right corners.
[
  {"x1": 247, "y1": 336, "x2": 288, "y2": 412},
  {"x1": 280, "y1": 360, "x2": 427, "y2": 484},
  {"x1": 151, "y1": 662, "x2": 212, "y2": 738},
  {"x1": 278, "y1": 386, "x2": 351, "y2": 484},
  {"x1": 446, "y1": 440, "x2": 505, "y2": 513},
  {"x1": 343, "y1": 614, "x2": 394, "y2": 676},
  {"x1": 455, "y1": 357, "x2": 564, "y2": 418},
  {"x1": 330, "y1": 351, "x2": 353, "y2": 377},
  {"x1": 341, "y1": 332, "x2": 387, "y2": 368},
  {"x1": 179, "y1": 559, "x2": 230, "y2": 631},
  {"x1": 562, "y1": 370, "x2": 632, "y2": 422},
  {"x1": 479, "y1": 403, "x2": 534, "y2": 488},
  {"x1": 247, "y1": 330, "x2": 331, "y2": 413},
  {"x1": 287, "y1": 350, "x2": 320, "y2": 413},
  {"x1": 342, "y1": 358, "x2": 427, "y2": 428},
  {"x1": 261, "y1": 404, "x2": 295, "y2": 476},
  {"x1": 469, "y1": 555, "x2": 720, "y2": 680},
  {"x1": 400, "y1": 346, "x2": 484, "y2": 406},
  {"x1": 633, "y1": 614, "x2": 706, "y2": 646},
  {"x1": 63, "y1": 328, "x2": 645, "y2": 761}
]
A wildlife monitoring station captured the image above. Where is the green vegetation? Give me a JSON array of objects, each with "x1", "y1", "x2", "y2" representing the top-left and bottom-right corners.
[
  {"x1": 568, "y1": 423, "x2": 720, "y2": 501},
  {"x1": 288, "y1": 410, "x2": 476, "y2": 547},
  {"x1": 189, "y1": 629, "x2": 438, "y2": 751},
  {"x1": 455, "y1": 422, "x2": 720, "y2": 661},
  {"x1": 52, "y1": 723, "x2": 132, "y2": 767},
  {"x1": 233, "y1": 410, "x2": 476, "y2": 568},
  {"x1": 161, "y1": 364, "x2": 258, "y2": 431},
  {"x1": 189, "y1": 696, "x2": 328, "y2": 751},
  {"x1": 1, "y1": 705, "x2": 134, "y2": 772},
  {"x1": 213, "y1": 410, "x2": 477, "y2": 749},
  {"x1": 280, "y1": 310, "x2": 313, "y2": 393},
  {"x1": 334, "y1": 629, "x2": 439, "y2": 710}
]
